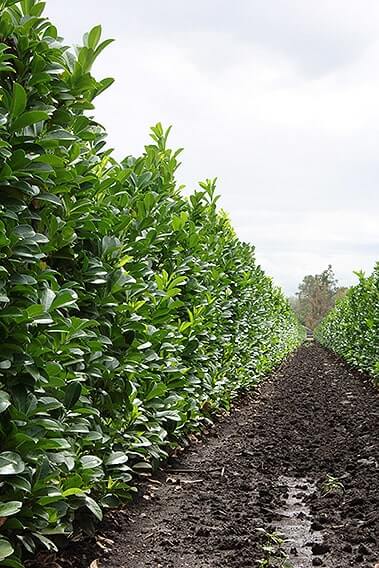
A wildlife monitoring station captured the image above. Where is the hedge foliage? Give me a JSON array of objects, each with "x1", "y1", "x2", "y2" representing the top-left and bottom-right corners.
[
  {"x1": 0, "y1": 1, "x2": 303, "y2": 565},
  {"x1": 316, "y1": 264, "x2": 379, "y2": 381}
]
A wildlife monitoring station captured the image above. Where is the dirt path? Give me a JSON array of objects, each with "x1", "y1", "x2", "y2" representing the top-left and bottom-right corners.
[{"x1": 36, "y1": 343, "x2": 379, "y2": 568}]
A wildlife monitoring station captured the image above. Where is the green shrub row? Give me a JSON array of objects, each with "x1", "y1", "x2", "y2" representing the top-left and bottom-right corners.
[
  {"x1": 0, "y1": 2, "x2": 303, "y2": 565},
  {"x1": 315, "y1": 264, "x2": 379, "y2": 380}
]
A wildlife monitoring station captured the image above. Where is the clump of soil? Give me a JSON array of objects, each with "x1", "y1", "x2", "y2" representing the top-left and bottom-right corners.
[{"x1": 29, "y1": 344, "x2": 379, "y2": 568}]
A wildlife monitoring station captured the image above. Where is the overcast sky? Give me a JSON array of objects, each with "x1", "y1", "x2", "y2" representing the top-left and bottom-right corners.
[{"x1": 46, "y1": 0, "x2": 378, "y2": 294}]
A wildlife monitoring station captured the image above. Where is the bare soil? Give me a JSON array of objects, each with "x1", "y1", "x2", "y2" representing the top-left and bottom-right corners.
[{"x1": 30, "y1": 343, "x2": 379, "y2": 568}]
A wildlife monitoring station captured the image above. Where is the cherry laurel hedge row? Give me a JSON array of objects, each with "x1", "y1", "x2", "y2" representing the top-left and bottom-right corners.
[
  {"x1": 0, "y1": 2, "x2": 304, "y2": 565},
  {"x1": 315, "y1": 264, "x2": 379, "y2": 381}
]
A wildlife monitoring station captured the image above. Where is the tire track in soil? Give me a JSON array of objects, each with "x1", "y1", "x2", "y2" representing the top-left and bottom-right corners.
[{"x1": 34, "y1": 343, "x2": 379, "y2": 568}]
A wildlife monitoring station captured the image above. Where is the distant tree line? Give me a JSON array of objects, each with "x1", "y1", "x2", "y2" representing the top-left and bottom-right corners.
[{"x1": 289, "y1": 265, "x2": 348, "y2": 330}]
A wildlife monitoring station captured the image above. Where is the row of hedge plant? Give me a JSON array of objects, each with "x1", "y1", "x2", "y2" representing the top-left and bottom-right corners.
[
  {"x1": 315, "y1": 264, "x2": 379, "y2": 381},
  {"x1": 0, "y1": 1, "x2": 304, "y2": 565}
]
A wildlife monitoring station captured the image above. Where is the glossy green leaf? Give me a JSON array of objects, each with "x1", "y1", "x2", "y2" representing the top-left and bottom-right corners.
[
  {"x1": 0, "y1": 501, "x2": 22, "y2": 517},
  {"x1": 84, "y1": 495, "x2": 102, "y2": 520},
  {"x1": 38, "y1": 439, "x2": 71, "y2": 450},
  {"x1": 10, "y1": 83, "x2": 27, "y2": 118},
  {"x1": 105, "y1": 452, "x2": 128, "y2": 466},
  {"x1": 12, "y1": 110, "x2": 49, "y2": 130},
  {"x1": 0, "y1": 453, "x2": 25, "y2": 476},
  {"x1": 50, "y1": 289, "x2": 78, "y2": 311},
  {"x1": 0, "y1": 391, "x2": 11, "y2": 413},
  {"x1": 80, "y1": 455, "x2": 102, "y2": 470}
]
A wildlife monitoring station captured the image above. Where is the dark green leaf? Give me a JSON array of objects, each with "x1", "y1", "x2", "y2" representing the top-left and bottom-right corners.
[{"x1": 12, "y1": 110, "x2": 49, "y2": 131}]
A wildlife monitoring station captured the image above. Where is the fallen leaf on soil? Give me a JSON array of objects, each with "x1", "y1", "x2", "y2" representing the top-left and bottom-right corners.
[{"x1": 89, "y1": 561, "x2": 100, "y2": 568}]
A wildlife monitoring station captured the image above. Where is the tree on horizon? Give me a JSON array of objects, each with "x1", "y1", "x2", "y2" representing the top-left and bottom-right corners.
[{"x1": 290, "y1": 265, "x2": 348, "y2": 329}]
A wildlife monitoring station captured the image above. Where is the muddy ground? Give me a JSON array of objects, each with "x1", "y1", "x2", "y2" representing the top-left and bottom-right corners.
[{"x1": 31, "y1": 343, "x2": 378, "y2": 568}]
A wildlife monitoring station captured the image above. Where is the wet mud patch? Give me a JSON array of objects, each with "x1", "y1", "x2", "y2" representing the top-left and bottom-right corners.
[
  {"x1": 275, "y1": 476, "x2": 322, "y2": 567},
  {"x1": 29, "y1": 344, "x2": 379, "y2": 568}
]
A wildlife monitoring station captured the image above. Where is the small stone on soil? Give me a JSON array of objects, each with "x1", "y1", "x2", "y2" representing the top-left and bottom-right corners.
[
  {"x1": 311, "y1": 542, "x2": 330, "y2": 555},
  {"x1": 311, "y1": 520, "x2": 324, "y2": 531}
]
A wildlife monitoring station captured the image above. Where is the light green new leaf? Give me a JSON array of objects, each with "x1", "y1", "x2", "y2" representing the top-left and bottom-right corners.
[
  {"x1": 87, "y1": 25, "x2": 102, "y2": 50},
  {"x1": 0, "y1": 538, "x2": 14, "y2": 561}
]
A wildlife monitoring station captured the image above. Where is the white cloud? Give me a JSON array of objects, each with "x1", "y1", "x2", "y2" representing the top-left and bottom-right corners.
[
  {"x1": 45, "y1": 0, "x2": 379, "y2": 294},
  {"x1": 236, "y1": 210, "x2": 378, "y2": 293}
]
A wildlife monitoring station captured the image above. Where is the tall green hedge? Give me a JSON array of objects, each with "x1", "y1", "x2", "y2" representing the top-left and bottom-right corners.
[
  {"x1": 315, "y1": 264, "x2": 379, "y2": 380},
  {"x1": 0, "y1": 2, "x2": 303, "y2": 565}
]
